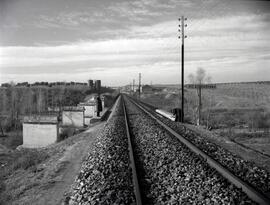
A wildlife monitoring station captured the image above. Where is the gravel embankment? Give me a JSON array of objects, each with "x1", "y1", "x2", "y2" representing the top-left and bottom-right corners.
[
  {"x1": 69, "y1": 97, "x2": 135, "y2": 205},
  {"x1": 125, "y1": 96, "x2": 256, "y2": 204},
  {"x1": 137, "y1": 97, "x2": 270, "y2": 197}
]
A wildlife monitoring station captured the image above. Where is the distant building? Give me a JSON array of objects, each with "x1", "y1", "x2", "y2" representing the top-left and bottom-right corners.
[
  {"x1": 88, "y1": 80, "x2": 94, "y2": 90},
  {"x1": 142, "y1": 85, "x2": 162, "y2": 93},
  {"x1": 95, "y1": 80, "x2": 101, "y2": 92},
  {"x1": 142, "y1": 85, "x2": 154, "y2": 93}
]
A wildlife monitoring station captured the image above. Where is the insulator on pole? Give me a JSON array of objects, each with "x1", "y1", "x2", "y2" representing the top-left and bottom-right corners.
[
  {"x1": 178, "y1": 18, "x2": 181, "y2": 21},
  {"x1": 178, "y1": 36, "x2": 181, "y2": 39},
  {"x1": 185, "y1": 17, "x2": 187, "y2": 20},
  {"x1": 178, "y1": 29, "x2": 181, "y2": 32},
  {"x1": 185, "y1": 24, "x2": 187, "y2": 27},
  {"x1": 185, "y1": 35, "x2": 187, "y2": 38},
  {"x1": 178, "y1": 25, "x2": 181, "y2": 27}
]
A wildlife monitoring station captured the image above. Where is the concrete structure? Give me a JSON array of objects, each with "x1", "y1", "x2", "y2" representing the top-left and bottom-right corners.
[
  {"x1": 84, "y1": 117, "x2": 91, "y2": 125},
  {"x1": 185, "y1": 84, "x2": 217, "y2": 89},
  {"x1": 156, "y1": 109, "x2": 176, "y2": 121},
  {"x1": 78, "y1": 102, "x2": 96, "y2": 117},
  {"x1": 23, "y1": 115, "x2": 59, "y2": 148},
  {"x1": 78, "y1": 95, "x2": 106, "y2": 125},
  {"x1": 78, "y1": 102, "x2": 96, "y2": 125},
  {"x1": 62, "y1": 106, "x2": 85, "y2": 127}
]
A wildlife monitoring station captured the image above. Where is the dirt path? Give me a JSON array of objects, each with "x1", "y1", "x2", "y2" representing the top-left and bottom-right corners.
[
  {"x1": 40, "y1": 122, "x2": 105, "y2": 205},
  {"x1": 4, "y1": 122, "x2": 106, "y2": 205}
]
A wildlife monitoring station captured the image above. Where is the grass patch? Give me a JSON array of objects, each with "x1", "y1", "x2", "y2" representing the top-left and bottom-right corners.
[
  {"x1": 0, "y1": 149, "x2": 49, "y2": 204},
  {"x1": 0, "y1": 130, "x2": 23, "y2": 149},
  {"x1": 11, "y1": 149, "x2": 49, "y2": 171},
  {"x1": 0, "y1": 149, "x2": 50, "y2": 178},
  {"x1": 0, "y1": 177, "x2": 8, "y2": 205}
]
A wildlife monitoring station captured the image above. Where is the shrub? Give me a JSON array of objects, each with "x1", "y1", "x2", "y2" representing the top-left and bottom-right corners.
[
  {"x1": 0, "y1": 176, "x2": 9, "y2": 205},
  {"x1": 0, "y1": 178, "x2": 5, "y2": 195},
  {"x1": 0, "y1": 149, "x2": 49, "y2": 204},
  {"x1": 11, "y1": 149, "x2": 49, "y2": 171},
  {"x1": 249, "y1": 112, "x2": 270, "y2": 129},
  {"x1": 59, "y1": 127, "x2": 76, "y2": 141}
]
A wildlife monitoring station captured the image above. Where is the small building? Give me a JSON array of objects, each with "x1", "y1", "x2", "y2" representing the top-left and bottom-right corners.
[
  {"x1": 78, "y1": 96, "x2": 105, "y2": 125},
  {"x1": 23, "y1": 115, "x2": 59, "y2": 148},
  {"x1": 78, "y1": 102, "x2": 96, "y2": 117},
  {"x1": 62, "y1": 106, "x2": 85, "y2": 127},
  {"x1": 142, "y1": 85, "x2": 162, "y2": 94}
]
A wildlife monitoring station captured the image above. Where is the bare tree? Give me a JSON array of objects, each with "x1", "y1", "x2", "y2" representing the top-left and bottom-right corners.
[
  {"x1": 196, "y1": 67, "x2": 206, "y2": 85},
  {"x1": 189, "y1": 67, "x2": 212, "y2": 126},
  {"x1": 188, "y1": 73, "x2": 195, "y2": 85}
]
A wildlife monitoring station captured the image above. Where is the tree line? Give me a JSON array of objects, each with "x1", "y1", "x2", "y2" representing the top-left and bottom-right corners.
[{"x1": 0, "y1": 86, "x2": 113, "y2": 134}]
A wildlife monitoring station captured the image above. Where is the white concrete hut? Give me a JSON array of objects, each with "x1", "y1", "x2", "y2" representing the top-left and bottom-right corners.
[
  {"x1": 23, "y1": 115, "x2": 59, "y2": 148},
  {"x1": 62, "y1": 106, "x2": 85, "y2": 128},
  {"x1": 78, "y1": 102, "x2": 96, "y2": 125}
]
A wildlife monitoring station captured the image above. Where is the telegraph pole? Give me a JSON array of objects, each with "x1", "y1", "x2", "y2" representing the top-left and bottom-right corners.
[
  {"x1": 138, "y1": 73, "x2": 141, "y2": 99},
  {"x1": 133, "y1": 79, "x2": 135, "y2": 93},
  {"x1": 178, "y1": 16, "x2": 187, "y2": 123}
]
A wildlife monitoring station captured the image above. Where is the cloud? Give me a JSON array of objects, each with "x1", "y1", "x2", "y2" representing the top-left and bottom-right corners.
[
  {"x1": 35, "y1": 12, "x2": 99, "y2": 29},
  {"x1": 1, "y1": 1, "x2": 270, "y2": 85}
]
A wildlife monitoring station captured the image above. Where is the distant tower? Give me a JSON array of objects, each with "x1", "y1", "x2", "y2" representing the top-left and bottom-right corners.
[
  {"x1": 95, "y1": 80, "x2": 101, "y2": 93},
  {"x1": 88, "y1": 80, "x2": 94, "y2": 90}
]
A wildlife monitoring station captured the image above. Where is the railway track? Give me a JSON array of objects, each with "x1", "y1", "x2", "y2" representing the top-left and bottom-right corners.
[
  {"x1": 69, "y1": 96, "x2": 136, "y2": 204},
  {"x1": 122, "y1": 98, "x2": 142, "y2": 205},
  {"x1": 123, "y1": 94, "x2": 270, "y2": 205},
  {"x1": 69, "y1": 95, "x2": 270, "y2": 204}
]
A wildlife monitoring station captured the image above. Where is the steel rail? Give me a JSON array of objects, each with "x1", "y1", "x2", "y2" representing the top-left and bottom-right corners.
[
  {"x1": 127, "y1": 96, "x2": 270, "y2": 205},
  {"x1": 122, "y1": 97, "x2": 142, "y2": 205}
]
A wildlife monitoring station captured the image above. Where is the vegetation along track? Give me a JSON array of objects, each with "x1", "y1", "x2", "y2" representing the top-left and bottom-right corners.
[
  {"x1": 123, "y1": 95, "x2": 270, "y2": 205},
  {"x1": 128, "y1": 96, "x2": 270, "y2": 201}
]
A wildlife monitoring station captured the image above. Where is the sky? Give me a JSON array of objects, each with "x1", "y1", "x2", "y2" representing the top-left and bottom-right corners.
[{"x1": 0, "y1": 0, "x2": 270, "y2": 86}]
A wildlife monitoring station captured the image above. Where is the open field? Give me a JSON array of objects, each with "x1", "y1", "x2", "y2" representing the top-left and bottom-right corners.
[
  {"x1": 152, "y1": 83, "x2": 270, "y2": 110},
  {"x1": 141, "y1": 82, "x2": 270, "y2": 172},
  {"x1": 142, "y1": 82, "x2": 270, "y2": 126},
  {"x1": 232, "y1": 132, "x2": 270, "y2": 156},
  {"x1": 198, "y1": 83, "x2": 270, "y2": 111}
]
